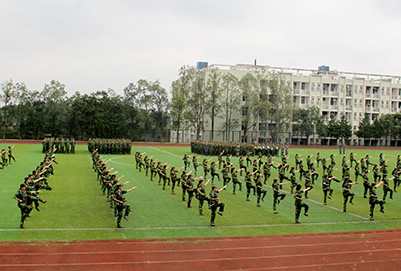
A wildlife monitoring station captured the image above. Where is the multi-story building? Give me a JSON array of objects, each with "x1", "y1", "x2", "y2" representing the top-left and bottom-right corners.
[{"x1": 172, "y1": 63, "x2": 401, "y2": 145}]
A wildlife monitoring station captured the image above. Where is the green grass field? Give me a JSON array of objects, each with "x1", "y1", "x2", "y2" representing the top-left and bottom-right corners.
[{"x1": 1, "y1": 143, "x2": 401, "y2": 242}]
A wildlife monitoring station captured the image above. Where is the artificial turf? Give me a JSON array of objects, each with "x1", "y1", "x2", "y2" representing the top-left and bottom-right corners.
[{"x1": 0, "y1": 143, "x2": 400, "y2": 241}]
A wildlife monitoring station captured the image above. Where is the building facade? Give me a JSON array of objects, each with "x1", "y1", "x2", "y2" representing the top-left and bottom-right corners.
[{"x1": 172, "y1": 63, "x2": 401, "y2": 145}]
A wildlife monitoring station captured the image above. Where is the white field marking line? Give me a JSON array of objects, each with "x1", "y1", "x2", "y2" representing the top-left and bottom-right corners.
[
  {"x1": 1, "y1": 218, "x2": 401, "y2": 232},
  {"x1": 2, "y1": 239, "x2": 400, "y2": 256},
  {"x1": 222, "y1": 258, "x2": 401, "y2": 271},
  {"x1": 0, "y1": 248, "x2": 399, "y2": 267},
  {"x1": 149, "y1": 147, "x2": 182, "y2": 158},
  {"x1": 107, "y1": 156, "x2": 133, "y2": 166}
]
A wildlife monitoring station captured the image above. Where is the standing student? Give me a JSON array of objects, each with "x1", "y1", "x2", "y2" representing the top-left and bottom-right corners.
[{"x1": 112, "y1": 184, "x2": 137, "y2": 228}]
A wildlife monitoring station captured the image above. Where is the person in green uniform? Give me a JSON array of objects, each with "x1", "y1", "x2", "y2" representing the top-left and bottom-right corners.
[
  {"x1": 272, "y1": 178, "x2": 289, "y2": 214},
  {"x1": 231, "y1": 167, "x2": 244, "y2": 194},
  {"x1": 239, "y1": 156, "x2": 247, "y2": 175},
  {"x1": 209, "y1": 184, "x2": 228, "y2": 226},
  {"x1": 245, "y1": 170, "x2": 258, "y2": 201},
  {"x1": 112, "y1": 184, "x2": 137, "y2": 228},
  {"x1": 316, "y1": 152, "x2": 322, "y2": 168},
  {"x1": 342, "y1": 179, "x2": 357, "y2": 212},
  {"x1": 14, "y1": 184, "x2": 34, "y2": 229},
  {"x1": 7, "y1": 145, "x2": 16, "y2": 164},
  {"x1": 185, "y1": 175, "x2": 202, "y2": 208},
  {"x1": 197, "y1": 178, "x2": 210, "y2": 215},
  {"x1": 322, "y1": 174, "x2": 339, "y2": 205},
  {"x1": 169, "y1": 166, "x2": 183, "y2": 195},
  {"x1": 369, "y1": 182, "x2": 385, "y2": 220},
  {"x1": 382, "y1": 175, "x2": 394, "y2": 201},
  {"x1": 183, "y1": 154, "x2": 190, "y2": 170},
  {"x1": 255, "y1": 175, "x2": 267, "y2": 207},
  {"x1": 221, "y1": 164, "x2": 231, "y2": 186},
  {"x1": 1, "y1": 149, "x2": 8, "y2": 168},
  {"x1": 294, "y1": 184, "x2": 311, "y2": 224},
  {"x1": 210, "y1": 161, "x2": 221, "y2": 183},
  {"x1": 289, "y1": 167, "x2": 299, "y2": 194},
  {"x1": 192, "y1": 155, "x2": 200, "y2": 175}
]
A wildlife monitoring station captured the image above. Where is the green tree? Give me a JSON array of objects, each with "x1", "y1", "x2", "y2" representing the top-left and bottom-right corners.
[
  {"x1": 205, "y1": 68, "x2": 222, "y2": 141},
  {"x1": 1, "y1": 79, "x2": 17, "y2": 139},
  {"x1": 170, "y1": 66, "x2": 192, "y2": 143},
  {"x1": 355, "y1": 113, "x2": 372, "y2": 139},
  {"x1": 267, "y1": 75, "x2": 293, "y2": 143},
  {"x1": 186, "y1": 68, "x2": 208, "y2": 140},
  {"x1": 220, "y1": 73, "x2": 241, "y2": 142},
  {"x1": 238, "y1": 73, "x2": 260, "y2": 142}
]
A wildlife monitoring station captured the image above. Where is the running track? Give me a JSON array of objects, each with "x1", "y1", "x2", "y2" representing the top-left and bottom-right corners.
[{"x1": 0, "y1": 230, "x2": 400, "y2": 270}]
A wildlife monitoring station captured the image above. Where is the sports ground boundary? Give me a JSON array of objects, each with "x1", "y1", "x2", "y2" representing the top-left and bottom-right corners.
[
  {"x1": 1, "y1": 229, "x2": 400, "y2": 270},
  {"x1": 2, "y1": 139, "x2": 401, "y2": 150}
]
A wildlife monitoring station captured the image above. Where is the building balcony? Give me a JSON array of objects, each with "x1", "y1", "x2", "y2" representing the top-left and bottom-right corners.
[
  {"x1": 322, "y1": 104, "x2": 330, "y2": 110},
  {"x1": 372, "y1": 94, "x2": 380, "y2": 99},
  {"x1": 372, "y1": 107, "x2": 380, "y2": 112},
  {"x1": 346, "y1": 106, "x2": 353, "y2": 111},
  {"x1": 392, "y1": 95, "x2": 398, "y2": 100}
]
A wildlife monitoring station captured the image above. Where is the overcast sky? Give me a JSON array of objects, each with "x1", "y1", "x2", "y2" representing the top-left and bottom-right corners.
[{"x1": 1, "y1": 0, "x2": 400, "y2": 95}]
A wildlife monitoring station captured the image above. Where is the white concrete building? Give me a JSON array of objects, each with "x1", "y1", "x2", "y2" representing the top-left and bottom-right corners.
[{"x1": 174, "y1": 63, "x2": 401, "y2": 145}]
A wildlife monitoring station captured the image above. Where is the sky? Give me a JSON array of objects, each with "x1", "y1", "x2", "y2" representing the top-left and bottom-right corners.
[{"x1": 0, "y1": 0, "x2": 400, "y2": 96}]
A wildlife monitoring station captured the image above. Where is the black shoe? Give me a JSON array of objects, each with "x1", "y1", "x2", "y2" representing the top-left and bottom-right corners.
[
  {"x1": 124, "y1": 216, "x2": 128, "y2": 221},
  {"x1": 117, "y1": 224, "x2": 123, "y2": 228},
  {"x1": 210, "y1": 223, "x2": 215, "y2": 227},
  {"x1": 304, "y1": 213, "x2": 308, "y2": 216},
  {"x1": 218, "y1": 211, "x2": 223, "y2": 216}
]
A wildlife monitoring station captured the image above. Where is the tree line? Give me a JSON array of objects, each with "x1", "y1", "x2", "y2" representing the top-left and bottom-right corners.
[
  {"x1": 2, "y1": 66, "x2": 401, "y2": 145},
  {"x1": 0, "y1": 79, "x2": 168, "y2": 141}
]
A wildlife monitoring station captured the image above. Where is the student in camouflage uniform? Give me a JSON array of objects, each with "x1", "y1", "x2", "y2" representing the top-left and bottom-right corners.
[
  {"x1": 369, "y1": 182, "x2": 385, "y2": 220},
  {"x1": 255, "y1": 175, "x2": 267, "y2": 207},
  {"x1": 14, "y1": 184, "x2": 34, "y2": 229},
  {"x1": 342, "y1": 179, "x2": 357, "y2": 212},
  {"x1": 231, "y1": 167, "x2": 244, "y2": 194},
  {"x1": 112, "y1": 184, "x2": 137, "y2": 228},
  {"x1": 7, "y1": 145, "x2": 16, "y2": 164},
  {"x1": 209, "y1": 184, "x2": 227, "y2": 226},
  {"x1": 197, "y1": 178, "x2": 210, "y2": 215},
  {"x1": 294, "y1": 184, "x2": 311, "y2": 224},
  {"x1": 245, "y1": 171, "x2": 257, "y2": 201},
  {"x1": 272, "y1": 178, "x2": 288, "y2": 214}
]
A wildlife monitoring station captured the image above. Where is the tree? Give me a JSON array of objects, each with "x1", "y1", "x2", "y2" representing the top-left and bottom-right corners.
[
  {"x1": 186, "y1": 68, "x2": 208, "y2": 140},
  {"x1": 328, "y1": 114, "x2": 352, "y2": 143},
  {"x1": 238, "y1": 73, "x2": 260, "y2": 143},
  {"x1": 1, "y1": 80, "x2": 17, "y2": 139},
  {"x1": 205, "y1": 68, "x2": 222, "y2": 141},
  {"x1": 267, "y1": 75, "x2": 293, "y2": 143},
  {"x1": 355, "y1": 113, "x2": 372, "y2": 139},
  {"x1": 148, "y1": 80, "x2": 168, "y2": 142},
  {"x1": 41, "y1": 80, "x2": 68, "y2": 137},
  {"x1": 170, "y1": 66, "x2": 192, "y2": 143},
  {"x1": 220, "y1": 73, "x2": 241, "y2": 142}
]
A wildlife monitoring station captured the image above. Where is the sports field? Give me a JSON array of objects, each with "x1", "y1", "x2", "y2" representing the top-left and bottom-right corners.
[{"x1": 1, "y1": 143, "x2": 401, "y2": 242}]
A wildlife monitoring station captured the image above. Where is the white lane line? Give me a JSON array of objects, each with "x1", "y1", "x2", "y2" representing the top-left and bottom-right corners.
[
  {"x1": 1, "y1": 239, "x2": 400, "y2": 256},
  {"x1": 149, "y1": 147, "x2": 182, "y2": 158},
  {"x1": 222, "y1": 258, "x2": 401, "y2": 271},
  {"x1": 0, "y1": 219, "x2": 400, "y2": 232},
  {"x1": 0, "y1": 248, "x2": 399, "y2": 267}
]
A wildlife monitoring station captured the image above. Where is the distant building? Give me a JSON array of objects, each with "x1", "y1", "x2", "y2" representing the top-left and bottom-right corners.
[{"x1": 172, "y1": 63, "x2": 401, "y2": 145}]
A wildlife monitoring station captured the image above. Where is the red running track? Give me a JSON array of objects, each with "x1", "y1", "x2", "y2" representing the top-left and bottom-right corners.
[{"x1": 0, "y1": 230, "x2": 400, "y2": 271}]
